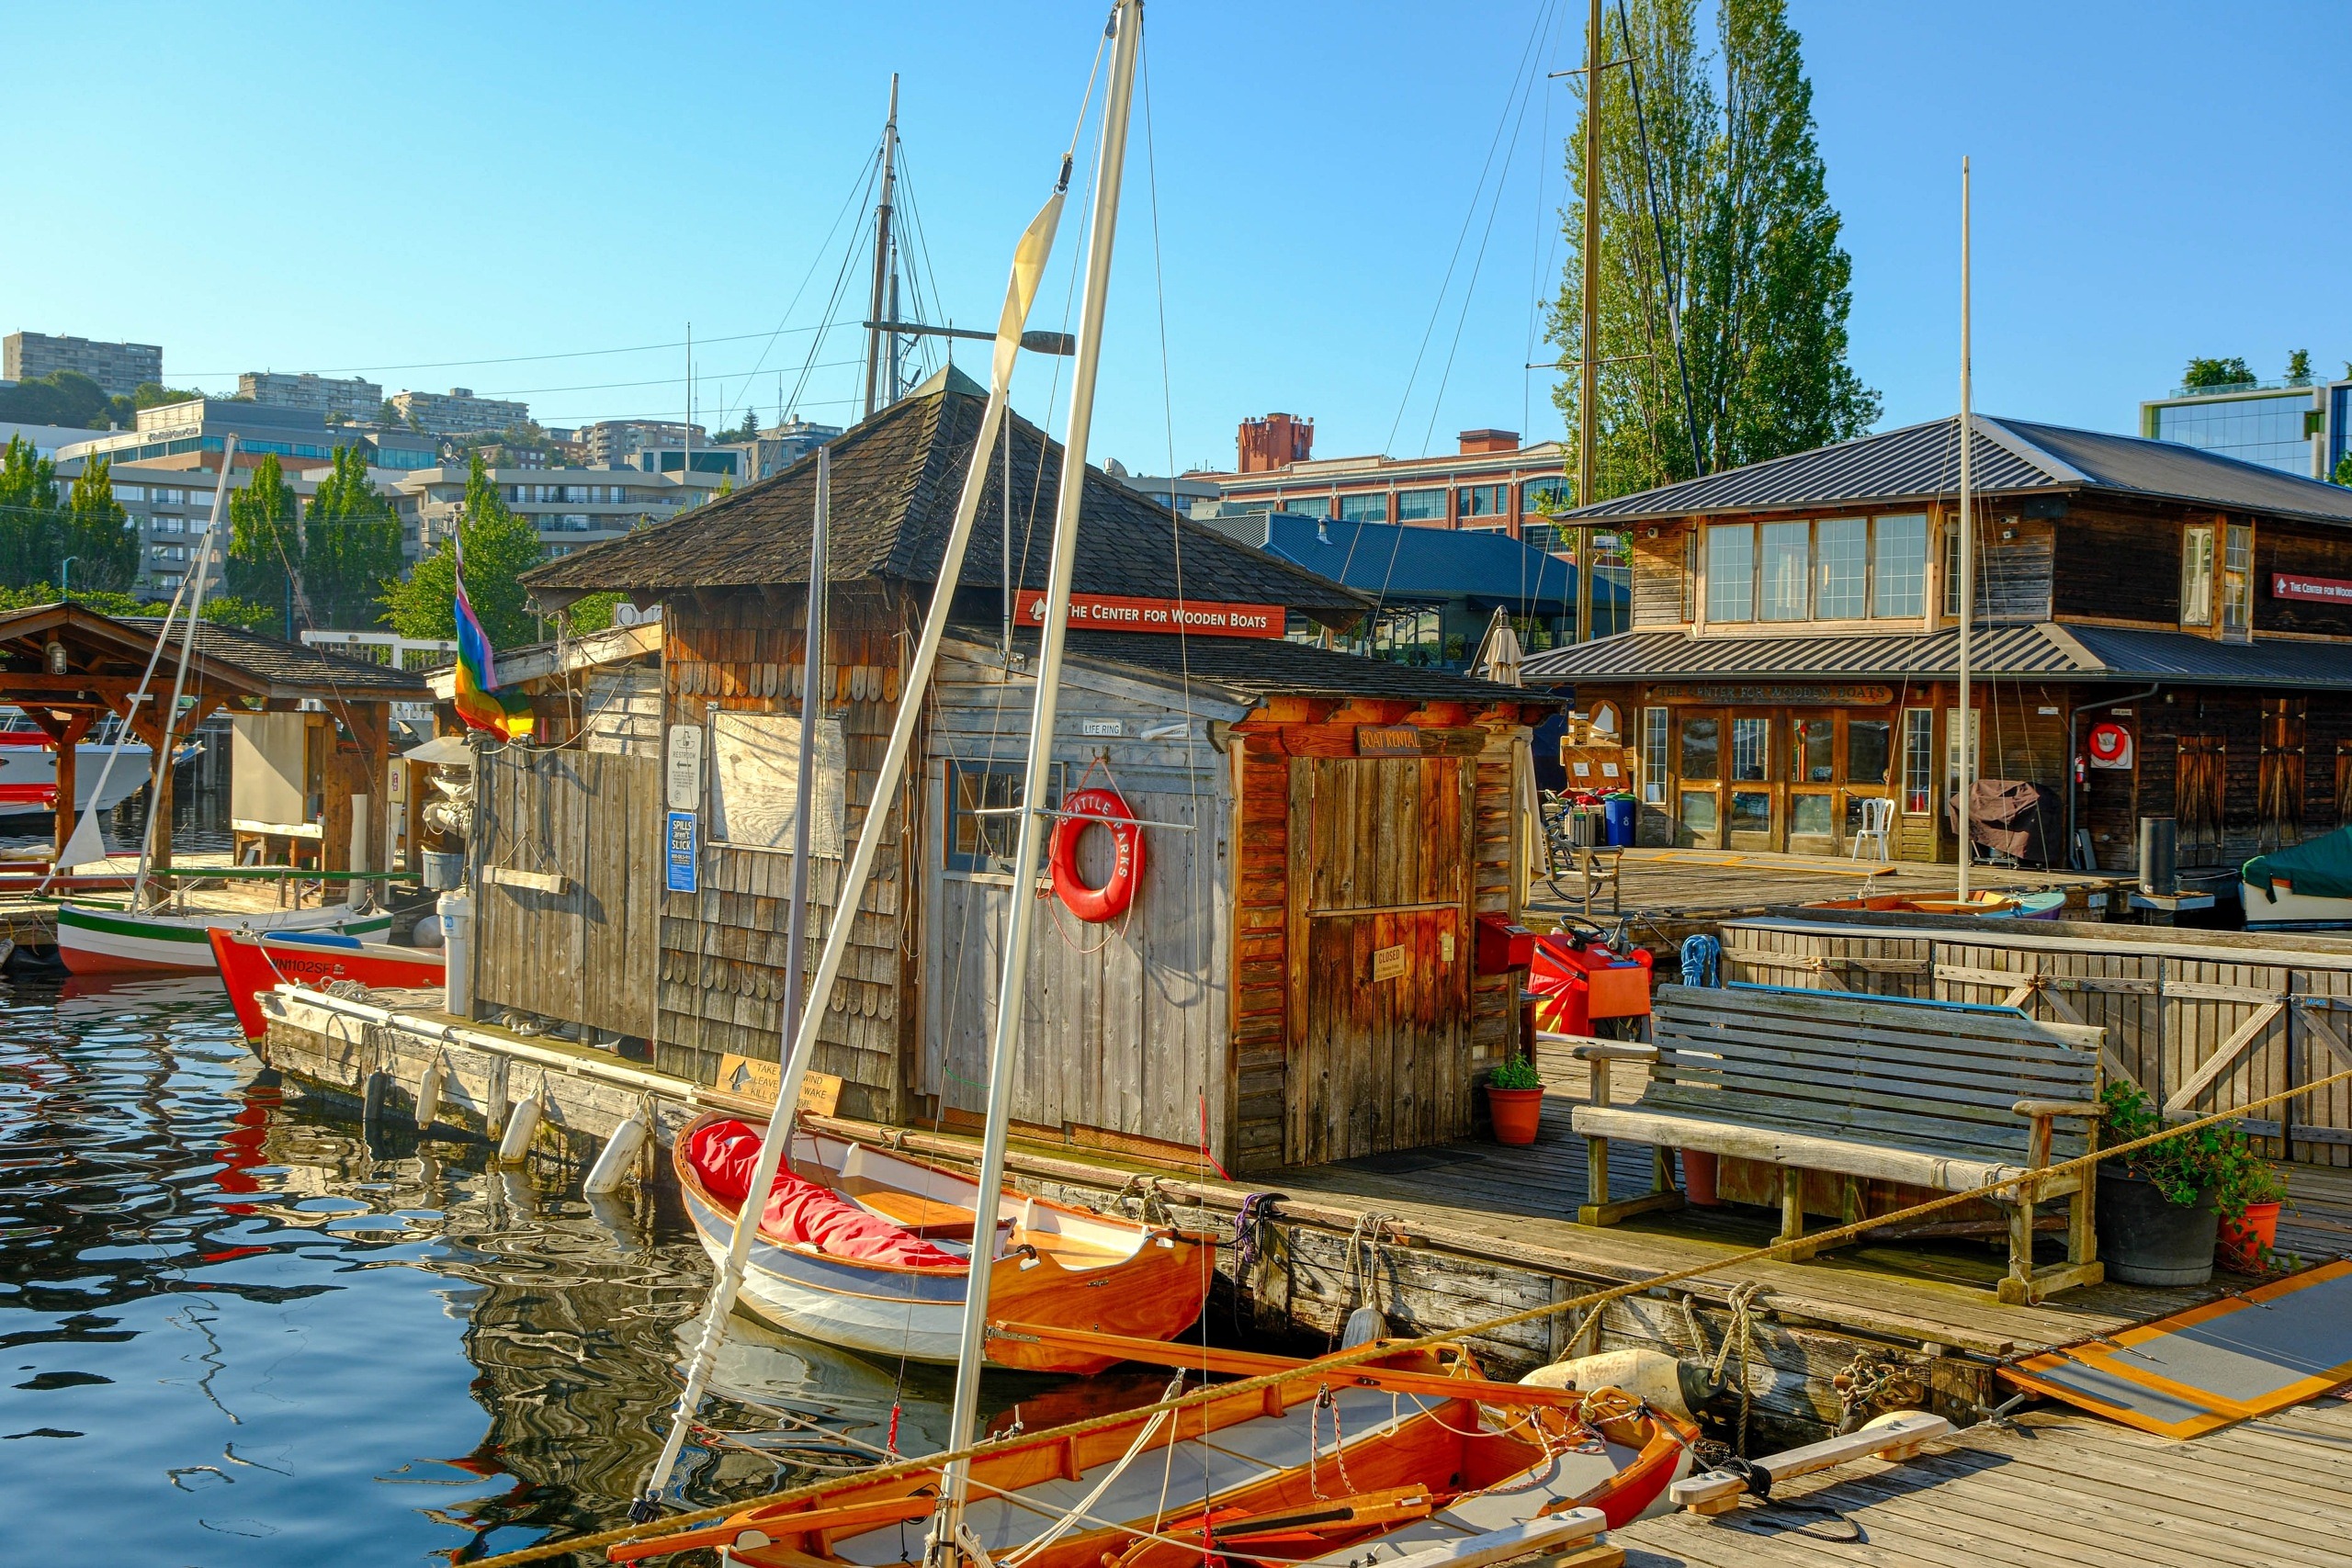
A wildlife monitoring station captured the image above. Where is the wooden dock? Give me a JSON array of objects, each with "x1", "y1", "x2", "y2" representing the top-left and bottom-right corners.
[
  {"x1": 1616, "y1": 1394, "x2": 2352, "y2": 1567},
  {"x1": 254, "y1": 986, "x2": 2346, "y2": 1451}
]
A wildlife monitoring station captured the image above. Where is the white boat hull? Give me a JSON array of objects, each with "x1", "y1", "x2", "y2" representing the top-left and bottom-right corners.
[
  {"x1": 2241, "y1": 880, "x2": 2352, "y2": 929},
  {"x1": 57, "y1": 900, "x2": 396, "y2": 975}
]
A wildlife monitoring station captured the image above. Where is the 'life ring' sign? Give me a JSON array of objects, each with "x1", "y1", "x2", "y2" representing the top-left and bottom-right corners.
[
  {"x1": 1050, "y1": 785, "x2": 1144, "y2": 922},
  {"x1": 2087, "y1": 721, "x2": 2133, "y2": 771}
]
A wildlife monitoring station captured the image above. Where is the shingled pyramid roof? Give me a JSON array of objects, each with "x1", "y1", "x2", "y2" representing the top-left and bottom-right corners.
[{"x1": 522, "y1": 374, "x2": 1370, "y2": 623}]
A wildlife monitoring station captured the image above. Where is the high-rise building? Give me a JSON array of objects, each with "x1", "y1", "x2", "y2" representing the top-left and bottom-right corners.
[
  {"x1": 2142, "y1": 375, "x2": 2351, "y2": 480},
  {"x1": 4, "y1": 331, "x2": 164, "y2": 397},
  {"x1": 389, "y1": 387, "x2": 530, "y2": 437},
  {"x1": 239, "y1": 371, "x2": 384, "y2": 423},
  {"x1": 577, "y1": 418, "x2": 705, "y2": 468}
]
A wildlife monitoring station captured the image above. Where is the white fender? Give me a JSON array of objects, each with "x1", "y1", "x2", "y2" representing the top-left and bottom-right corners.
[
  {"x1": 414, "y1": 1061, "x2": 444, "y2": 1133},
  {"x1": 496, "y1": 1091, "x2": 541, "y2": 1164},
  {"x1": 1521, "y1": 1348, "x2": 1699, "y2": 1421},
  {"x1": 583, "y1": 1113, "x2": 650, "y2": 1195}
]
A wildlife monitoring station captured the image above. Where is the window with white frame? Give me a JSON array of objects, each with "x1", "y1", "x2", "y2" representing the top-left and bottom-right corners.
[
  {"x1": 1759, "y1": 521, "x2": 1811, "y2": 620},
  {"x1": 2181, "y1": 524, "x2": 2215, "y2": 626},
  {"x1": 1705, "y1": 523, "x2": 1754, "y2": 621},
  {"x1": 1642, "y1": 706, "x2": 1669, "y2": 804},
  {"x1": 1901, "y1": 708, "x2": 1934, "y2": 814},
  {"x1": 1815, "y1": 517, "x2": 1868, "y2": 618},
  {"x1": 2222, "y1": 522, "x2": 2253, "y2": 636}
]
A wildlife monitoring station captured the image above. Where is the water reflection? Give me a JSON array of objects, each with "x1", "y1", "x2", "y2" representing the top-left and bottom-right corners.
[{"x1": 0, "y1": 976, "x2": 999, "y2": 1563}]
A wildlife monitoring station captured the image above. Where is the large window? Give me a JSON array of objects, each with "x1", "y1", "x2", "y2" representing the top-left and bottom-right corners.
[
  {"x1": 1459, "y1": 483, "x2": 1509, "y2": 518},
  {"x1": 1284, "y1": 493, "x2": 1329, "y2": 517},
  {"x1": 1525, "y1": 480, "x2": 1571, "y2": 513},
  {"x1": 1679, "y1": 716, "x2": 1719, "y2": 780},
  {"x1": 1848, "y1": 719, "x2": 1892, "y2": 786},
  {"x1": 1731, "y1": 717, "x2": 1770, "y2": 781},
  {"x1": 1815, "y1": 518, "x2": 1869, "y2": 619},
  {"x1": 1338, "y1": 491, "x2": 1388, "y2": 524},
  {"x1": 2222, "y1": 522, "x2": 2253, "y2": 636},
  {"x1": 1759, "y1": 522, "x2": 1810, "y2": 620},
  {"x1": 1395, "y1": 487, "x2": 1445, "y2": 522},
  {"x1": 1791, "y1": 717, "x2": 1836, "y2": 783},
  {"x1": 2181, "y1": 524, "x2": 2215, "y2": 625},
  {"x1": 1902, "y1": 708, "x2": 1934, "y2": 814},
  {"x1": 945, "y1": 760, "x2": 1063, "y2": 874},
  {"x1": 1642, "y1": 706, "x2": 1669, "y2": 804},
  {"x1": 1707, "y1": 514, "x2": 1926, "y2": 623},
  {"x1": 1705, "y1": 524, "x2": 1754, "y2": 621},
  {"x1": 1874, "y1": 514, "x2": 1926, "y2": 616}
]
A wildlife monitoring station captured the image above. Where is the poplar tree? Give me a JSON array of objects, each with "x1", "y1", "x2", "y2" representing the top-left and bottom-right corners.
[
  {"x1": 302, "y1": 445, "x2": 405, "y2": 629},
  {"x1": 1550, "y1": 0, "x2": 1878, "y2": 502},
  {"x1": 0, "y1": 435, "x2": 60, "y2": 587},
  {"x1": 226, "y1": 453, "x2": 302, "y2": 625},
  {"x1": 60, "y1": 457, "x2": 139, "y2": 592},
  {"x1": 386, "y1": 451, "x2": 543, "y2": 647}
]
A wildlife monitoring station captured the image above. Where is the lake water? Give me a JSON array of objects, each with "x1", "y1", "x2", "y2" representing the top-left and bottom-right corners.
[{"x1": 0, "y1": 971, "x2": 1022, "y2": 1565}]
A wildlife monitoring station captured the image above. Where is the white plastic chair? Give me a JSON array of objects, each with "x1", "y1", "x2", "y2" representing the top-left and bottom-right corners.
[{"x1": 1850, "y1": 796, "x2": 1894, "y2": 861}]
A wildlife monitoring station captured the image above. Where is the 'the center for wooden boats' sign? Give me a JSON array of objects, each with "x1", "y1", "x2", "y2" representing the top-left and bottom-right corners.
[
  {"x1": 1371, "y1": 943, "x2": 1409, "y2": 981},
  {"x1": 716, "y1": 1054, "x2": 846, "y2": 1116},
  {"x1": 1016, "y1": 590, "x2": 1282, "y2": 637},
  {"x1": 2273, "y1": 571, "x2": 2352, "y2": 604}
]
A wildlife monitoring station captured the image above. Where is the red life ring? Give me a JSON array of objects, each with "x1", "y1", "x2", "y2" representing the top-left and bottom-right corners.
[
  {"x1": 1050, "y1": 785, "x2": 1144, "y2": 922},
  {"x1": 2087, "y1": 722, "x2": 2132, "y2": 767}
]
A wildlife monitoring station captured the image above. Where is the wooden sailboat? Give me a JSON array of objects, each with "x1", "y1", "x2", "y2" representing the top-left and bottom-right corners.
[
  {"x1": 673, "y1": 1117, "x2": 1206, "y2": 1373},
  {"x1": 57, "y1": 897, "x2": 394, "y2": 976},
  {"x1": 209, "y1": 927, "x2": 446, "y2": 1039},
  {"x1": 1804, "y1": 888, "x2": 2065, "y2": 919},
  {"x1": 613, "y1": 1326, "x2": 1696, "y2": 1566}
]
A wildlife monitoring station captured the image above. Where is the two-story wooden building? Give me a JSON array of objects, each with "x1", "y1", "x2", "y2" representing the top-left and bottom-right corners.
[{"x1": 1521, "y1": 415, "x2": 2352, "y2": 872}]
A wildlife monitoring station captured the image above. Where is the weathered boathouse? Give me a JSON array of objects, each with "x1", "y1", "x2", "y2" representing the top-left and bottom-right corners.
[
  {"x1": 1523, "y1": 415, "x2": 2352, "y2": 870},
  {"x1": 502, "y1": 370, "x2": 1552, "y2": 1173}
]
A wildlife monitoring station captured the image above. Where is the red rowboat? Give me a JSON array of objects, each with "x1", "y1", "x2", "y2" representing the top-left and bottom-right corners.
[{"x1": 208, "y1": 928, "x2": 446, "y2": 1040}]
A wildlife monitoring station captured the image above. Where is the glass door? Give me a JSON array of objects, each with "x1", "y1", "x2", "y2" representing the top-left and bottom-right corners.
[
  {"x1": 1841, "y1": 714, "x2": 1895, "y2": 852},
  {"x1": 1676, "y1": 712, "x2": 1722, "y2": 847},
  {"x1": 1787, "y1": 712, "x2": 1838, "y2": 852},
  {"x1": 1727, "y1": 715, "x2": 1774, "y2": 850}
]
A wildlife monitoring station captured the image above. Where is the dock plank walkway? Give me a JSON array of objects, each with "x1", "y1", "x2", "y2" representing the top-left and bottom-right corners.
[
  {"x1": 1615, "y1": 1395, "x2": 2352, "y2": 1567},
  {"x1": 1268, "y1": 1035, "x2": 2352, "y2": 1356}
]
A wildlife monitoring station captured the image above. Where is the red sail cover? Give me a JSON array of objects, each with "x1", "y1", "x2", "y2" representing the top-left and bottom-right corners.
[{"x1": 685, "y1": 1121, "x2": 962, "y2": 1269}]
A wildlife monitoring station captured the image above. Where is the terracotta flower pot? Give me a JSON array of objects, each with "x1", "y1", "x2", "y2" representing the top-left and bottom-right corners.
[
  {"x1": 2218, "y1": 1201, "x2": 2282, "y2": 1272},
  {"x1": 1680, "y1": 1148, "x2": 1721, "y2": 1206},
  {"x1": 1487, "y1": 1085, "x2": 1545, "y2": 1145}
]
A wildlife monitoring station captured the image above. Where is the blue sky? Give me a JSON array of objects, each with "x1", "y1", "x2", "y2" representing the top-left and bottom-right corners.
[{"x1": 6, "y1": 2, "x2": 2345, "y2": 473}]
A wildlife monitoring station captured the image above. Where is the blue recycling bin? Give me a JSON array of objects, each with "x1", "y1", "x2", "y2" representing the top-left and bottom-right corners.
[{"x1": 1603, "y1": 795, "x2": 1637, "y2": 847}]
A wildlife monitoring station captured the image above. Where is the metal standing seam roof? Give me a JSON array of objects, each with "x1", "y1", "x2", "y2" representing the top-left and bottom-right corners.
[
  {"x1": 1521, "y1": 622, "x2": 2352, "y2": 691},
  {"x1": 1559, "y1": 414, "x2": 2352, "y2": 530}
]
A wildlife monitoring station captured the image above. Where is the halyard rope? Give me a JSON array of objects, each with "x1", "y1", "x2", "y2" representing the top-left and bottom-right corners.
[{"x1": 464, "y1": 1066, "x2": 2352, "y2": 1567}]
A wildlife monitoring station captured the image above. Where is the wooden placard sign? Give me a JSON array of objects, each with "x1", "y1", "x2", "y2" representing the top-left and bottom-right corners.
[
  {"x1": 716, "y1": 1054, "x2": 845, "y2": 1116},
  {"x1": 1371, "y1": 942, "x2": 1409, "y2": 982},
  {"x1": 1356, "y1": 724, "x2": 1422, "y2": 758},
  {"x1": 483, "y1": 865, "x2": 571, "y2": 895}
]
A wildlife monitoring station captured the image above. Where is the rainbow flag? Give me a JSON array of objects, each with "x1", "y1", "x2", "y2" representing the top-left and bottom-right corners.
[{"x1": 450, "y1": 529, "x2": 535, "y2": 740}]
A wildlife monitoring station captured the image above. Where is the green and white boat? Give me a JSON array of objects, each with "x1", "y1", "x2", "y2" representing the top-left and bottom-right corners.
[{"x1": 55, "y1": 898, "x2": 395, "y2": 976}]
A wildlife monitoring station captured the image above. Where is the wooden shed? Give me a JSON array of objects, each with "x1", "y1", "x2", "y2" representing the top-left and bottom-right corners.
[{"x1": 507, "y1": 370, "x2": 1553, "y2": 1172}]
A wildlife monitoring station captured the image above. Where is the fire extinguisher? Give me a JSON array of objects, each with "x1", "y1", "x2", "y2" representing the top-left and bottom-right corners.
[{"x1": 2074, "y1": 755, "x2": 2087, "y2": 787}]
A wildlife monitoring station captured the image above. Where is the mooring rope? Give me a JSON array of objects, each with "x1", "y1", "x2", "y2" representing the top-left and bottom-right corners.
[{"x1": 461, "y1": 1066, "x2": 2352, "y2": 1568}]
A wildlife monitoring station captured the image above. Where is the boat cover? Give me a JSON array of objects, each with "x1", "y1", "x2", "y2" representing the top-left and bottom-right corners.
[
  {"x1": 1946, "y1": 778, "x2": 2062, "y2": 865},
  {"x1": 2244, "y1": 824, "x2": 2352, "y2": 905},
  {"x1": 686, "y1": 1120, "x2": 962, "y2": 1269}
]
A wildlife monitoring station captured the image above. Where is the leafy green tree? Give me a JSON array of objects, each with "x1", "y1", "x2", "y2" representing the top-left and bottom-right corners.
[
  {"x1": 226, "y1": 453, "x2": 303, "y2": 627},
  {"x1": 302, "y1": 446, "x2": 404, "y2": 629},
  {"x1": 2335, "y1": 450, "x2": 2352, "y2": 489},
  {"x1": 0, "y1": 369, "x2": 112, "y2": 429},
  {"x1": 0, "y1": 434, "x2": 61, "y2": 587},
  {"x1": 1548, "y1": 0, "x2": 1878, "y2": 502},
  {"x1": 0, "y1": 581, "x2": 281, "y2": 631},
  {"x1": 2182, "y1": 356, "x2": 2255, "y2": 389},
  {"x1": 385, "y1": 452, "x2": 543, "y2": 647},
  {"x1": 2285, "y1": 349, "x2": 2312, "y2": 384},
  {"x1": 59, "y1": 457, "x2": 139, "y2": 592}
]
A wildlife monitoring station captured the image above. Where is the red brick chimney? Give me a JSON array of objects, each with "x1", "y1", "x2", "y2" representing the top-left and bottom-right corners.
[
  {"x1": 1457, "y1": 428, "x2": 1521, "y2": 455},
  {"x1": 1238, "y1": 412, "x2": 1314, "y2": 473}
]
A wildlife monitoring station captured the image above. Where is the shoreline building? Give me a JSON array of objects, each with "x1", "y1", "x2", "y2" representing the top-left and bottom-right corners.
[
  {"x1": 390, "y1": 387, "x2": 529, "y2": 437},
  {"x1": 1523, "y1": 415, "x2": 2352, "y2": 872},
  {"x1": 2142, "y1": 374, "x2": 2352, "y2": 481},
  {"x1": 388, "y1": 463, "x2": 719, "y2": 560},
  {"x1": 239, "y1": 371, "x2": 383, "y2": 423},
  {"x1": 4, "y1": 332, "x2": 162, "y2": 397}
]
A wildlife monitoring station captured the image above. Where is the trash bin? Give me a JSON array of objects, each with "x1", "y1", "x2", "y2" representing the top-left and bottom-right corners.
[
  {"x1": 422, "y1": 849, "x2": 465, "y2": 890},
  {"x1": 1603, "y1": 795, "x2": 1637, "y2": 847}
]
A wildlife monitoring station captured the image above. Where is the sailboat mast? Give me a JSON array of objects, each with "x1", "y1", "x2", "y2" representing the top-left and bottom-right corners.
[
  {"x1": 639, "y1": 446, "x2": 831, "y2": 1503},
  {"x1": 1576, "y1": 0, "x2": 1601, "y2": 642},
  {"x1": 864, "y1": 74, "x2": 901, "y2": 418},
  {"x1": 132, "y1": 432, "x2": 238, "y2": 902},
  {"x1": 1956, "y1": 156, "x2": 1974, "y2": 899},
  {"x1": 934, "y1": 0, "x2": 1142, "y2": 1552}
]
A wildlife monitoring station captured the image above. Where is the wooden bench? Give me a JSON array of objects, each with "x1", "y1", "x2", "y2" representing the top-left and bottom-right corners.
[{"x1": 1570, "y1": 983, "x2": 2107, "y2": 1303}]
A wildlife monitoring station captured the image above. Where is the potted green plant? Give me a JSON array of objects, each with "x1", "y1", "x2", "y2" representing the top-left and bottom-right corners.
[
  {"x1": 1487, "y1": 1053, "x2": 1544, "y2": 1145},
  {"x1": 2216, "y1": 1158, "x2": 2289, "y2": 1273},
  {"x1": 2095, "y1": 1082, "x2": 2260, "y2": 1287}
]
